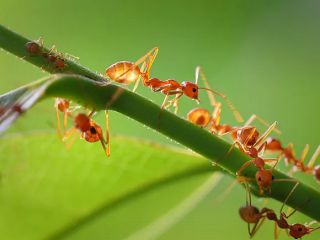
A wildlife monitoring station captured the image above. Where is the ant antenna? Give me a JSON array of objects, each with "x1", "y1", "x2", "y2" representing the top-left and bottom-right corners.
[
  {"x1": 195, "y1": 66, "x2": 216, "y2": 107},
  {"x1": 198, "y1": 87, "x2": 244, "y2": 123},
  {"x1": 280, "y1": 182, "x2": 299, "y2": 214}
]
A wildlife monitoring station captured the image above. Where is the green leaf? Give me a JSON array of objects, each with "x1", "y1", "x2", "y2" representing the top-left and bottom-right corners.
[{"x1": 0, "y1": 133, "x2": 219, "y2": 240}]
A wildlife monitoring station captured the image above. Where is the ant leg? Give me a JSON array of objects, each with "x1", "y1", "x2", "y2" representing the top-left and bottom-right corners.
[
  {"x1": 237, "y1": 160, "x2": 255, "y2": 176},
  {"x1": 226, "y1": 141, "x2": 244, "y2": 157},
  {"x1": 244, "y1": 127, "x2": 257, "y2": 146},
  {"x1": 250, "y1": 216, "x2": 266, "y2": 237},
  {"x1": 253, "y1": 121, "x2": 278, "y2": 148},
  {"x1": 132, "y1": 62, "x2": 146, "y2": 92},
  {"x1": 196, "y1": 66, "x2": 243, "y2": 122},
  {"x1": 300, "y1": 144, "x2": 310, "y2": 164},
  {"x1": 55, "y1": 107, "x2": 63, "y2": 139},
  {"x1": 307, "y1": 145, "x2": 320, "y2": 168},
  {"x1": 116, "y1": 47, "x2": 159, "y2": 85},
  {"x1": 279, "y1": 182, "x2": 299, "y2": 214},
  {"x1": 245, "y1": 114, "x2": 281, "y2": 134},
  {"x1": 161, "y1": 94, "x2": 170, "y2": 109},
  {"x1": 65, "y1": 131, "x2": 79, "y2": 149},
  {"x1": 162, "y1": 91, "x2": 183, "y2": 110},
  {"x1": 195, "y1": 66, "x2": 217, "y2": 107},
  {"x1": 63, "y1": 111, "x2": 69, "y2": 135},
  {"x1": 211, "y1": 102, "x2": 222, "y2": 128},
  {"x1": 237, "y1": 176, "x2": 255, "y2": 184},
  {"x1": 63, "y1": 127, "x2": 77, "y2": 142},
  {"x1": 173, "y1": 92, "x2": 183, "y2": 114},
  {"x1": 274, "y1": 221, "x2": 279, "y2": 240},
  {"x1": 105, "y1": 110, "x2": 110, "y2": 157}
]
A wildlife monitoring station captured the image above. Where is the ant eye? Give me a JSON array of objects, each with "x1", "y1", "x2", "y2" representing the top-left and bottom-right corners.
[
  {"x1": 90, "y1": 126, "x2": 97, "y2": 134},
  {"x1": 192, "y1": 88, "x2": 197, "y2": 92},
  {"x1": 258, "y1": 177, "x2": 262, "y2": 181}
]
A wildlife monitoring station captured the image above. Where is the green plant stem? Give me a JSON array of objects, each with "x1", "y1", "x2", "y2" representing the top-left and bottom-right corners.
[
  {"x1": 7, "y1": 73, "x2": 318, "y2": 221},
  {"x1": 1, "y1": 24, "x2": 320, "y2": 221},
  {"x1": 0, "y1": 25, "x2": 106, "y2": 82}
]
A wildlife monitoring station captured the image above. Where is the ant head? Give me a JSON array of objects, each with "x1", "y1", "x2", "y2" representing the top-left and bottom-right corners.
[
  {"x1": 74, "y1": 113, "x2": 91, "y2": 132},
  {"x1": 314, "y1": 165, "x2": 320, "y2": 182},
  {"x1": 266, "y1": 137, "x2": 282, "y2": 151},
  {"x1": 239, "y1": 205, "x2": 260, "y2": 224},
  {"x1": 187, "y1": 108, "x2": 211, "y2": 127},
  {"x1": 181, "y1": 81, "x2": 199, "y2": 100},
  {"x1": 55, "y1": 98, "x2": 70, "y2": 112},
  {"x1": 289, "y1": 224, "x2": 310, "y2": 239},
  {"x1": 255, "y1": 169, "x2": 273, "y2": 188},
  {"x1": 238, "y1": 127, "x2": 259, "y2": 146},
  {"x1": 82, "y1": 121, "x2": 102, "y2": 143}
]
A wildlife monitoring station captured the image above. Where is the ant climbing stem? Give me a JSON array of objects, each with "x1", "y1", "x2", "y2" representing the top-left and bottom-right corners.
[{"x1": 237, "y1": 152, "x2": 299, "y2": 195}]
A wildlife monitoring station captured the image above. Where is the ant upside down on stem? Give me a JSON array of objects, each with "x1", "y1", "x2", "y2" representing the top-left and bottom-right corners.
[{"x1": 239, "y1": 182, "x2": 320, "y2": 239}]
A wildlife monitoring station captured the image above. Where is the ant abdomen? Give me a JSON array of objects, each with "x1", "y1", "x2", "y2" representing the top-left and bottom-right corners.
[
  {"x1": 187, "y1": 108, "x2": 211, "y2": 127},
  {"x1": 239, "y1": 205, "x2": 260, "y2": 223},
  {"x1": 106, "y1": 61, "x2": 141, "y2": 84}
]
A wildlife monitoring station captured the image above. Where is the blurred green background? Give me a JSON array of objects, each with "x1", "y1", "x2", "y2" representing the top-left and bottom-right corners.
[{"x1": 0, "y1": 0, "x2": 319, "y2": 239}]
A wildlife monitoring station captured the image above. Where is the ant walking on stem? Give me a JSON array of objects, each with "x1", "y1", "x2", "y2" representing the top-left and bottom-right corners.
[{"x1": 106, "y1": 49, "x2": 244, "y2": 116}]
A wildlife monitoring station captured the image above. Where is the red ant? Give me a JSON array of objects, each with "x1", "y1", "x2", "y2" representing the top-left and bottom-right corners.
[
  {"x1": 266, "y1": 139, "x2": 320, "y2": 182},
  {"x1": 63, "y1": 111, "x2": 110, "y2": 157},
  {"x1": 236, "y1": 133, "x2": 298, "y2": 195},
  {"x1": 262, "y1": 183, "x2": 320, "y2": 239},
  {"x1": 106, "y1": 49, "x2": 243, "y2": 117}
]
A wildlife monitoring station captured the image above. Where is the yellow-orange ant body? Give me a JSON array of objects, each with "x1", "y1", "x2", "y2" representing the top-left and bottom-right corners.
[{"x1": 105, "y1": 49, "x2": 244, "y2": 117}]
